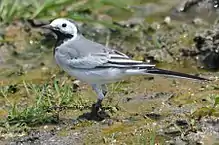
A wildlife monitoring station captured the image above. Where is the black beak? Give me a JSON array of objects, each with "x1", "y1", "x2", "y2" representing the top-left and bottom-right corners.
[
  {"x1": 41, "y1": 24, "x2": 54, "y2": 30},
  {"x1": 41, "y1": 24, "x2": 60, "y2": 32}
]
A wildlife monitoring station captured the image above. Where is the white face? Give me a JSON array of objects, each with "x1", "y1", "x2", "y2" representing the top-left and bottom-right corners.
[{"x1": 49, "y1": 18, "x2": 78, "y2": 36}]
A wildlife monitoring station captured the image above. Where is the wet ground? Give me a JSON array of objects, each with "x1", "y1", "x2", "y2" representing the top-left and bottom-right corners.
[
  {"x1": 1, "y1": 74, "x2": 219, "y2": 144},
  {"x1": 1, "y1": 0, "x2": 219, "y2": 144}
]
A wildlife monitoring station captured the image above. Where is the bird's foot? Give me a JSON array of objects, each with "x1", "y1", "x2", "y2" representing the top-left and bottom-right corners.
[
  {"x1": 90, "y1": 102, "x2": 101, "y2": 116},
  {"x1": 78, "y1": 100, "x2": 110, "y2": 121},
  {"x1": 89, "y1": 102, "x2": 110, "y2": 121}
]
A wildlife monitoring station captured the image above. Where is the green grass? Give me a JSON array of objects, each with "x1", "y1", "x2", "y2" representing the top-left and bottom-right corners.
[
  {"x1": 0, "y1": 79, "x2": 91, "y2": 127},
  {"x1": 0, "y1": 0, "x2": 133, "y2": 25},
  {"x1": 135, "y1": 125, "x2": 157, "y2": 145},
  {"x1": 192, "y1": 94, "x2": 219, "y2": 118},
  {"x1": 0, "y1": 77, "x2": 133, "y2": 129}
]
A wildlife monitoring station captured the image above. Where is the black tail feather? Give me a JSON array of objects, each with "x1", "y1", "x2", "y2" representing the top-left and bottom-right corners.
[{"x1": 146, "y1": 68, "x2": 209, "y2": 81}]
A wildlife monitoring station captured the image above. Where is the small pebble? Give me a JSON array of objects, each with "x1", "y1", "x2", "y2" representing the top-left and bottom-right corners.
[
  {"x1": 108, "y1": 119, "x2": 114, "y2": 126},
  {"x1": 41, "y1": 66, "x2": 49, "y2": 72},
  {"x1": 44, "y1": 125, "x2": 48, "y2": 129},
  {"x1": 192, "y1": 17, "x2": 204, "y2": 25},
  {"x1": 111, "y1": 107, "x2": 118, "y2": 113},
  {"x1": 164, "y1": 16, "x2": 171, "y2": 25}
]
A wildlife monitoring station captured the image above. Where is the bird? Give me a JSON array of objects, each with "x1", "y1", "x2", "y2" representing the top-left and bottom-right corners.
[{"x1": 42, "y1": 18, "x2": 209, "y2": 119}]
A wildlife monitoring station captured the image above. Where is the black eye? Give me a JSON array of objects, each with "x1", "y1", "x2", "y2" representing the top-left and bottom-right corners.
[{"x1": 62, "y1": 23, "x2": 67, "y2": 27}]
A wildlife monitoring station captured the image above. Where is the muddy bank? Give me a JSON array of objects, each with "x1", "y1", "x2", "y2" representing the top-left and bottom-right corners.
[{"x1": 1, "y1": 73, "x2": 217, "y2": 144}]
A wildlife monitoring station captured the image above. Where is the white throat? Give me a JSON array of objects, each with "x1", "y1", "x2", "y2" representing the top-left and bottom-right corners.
[{"x1": 71, "y1": 24, "x2": 78, "y2": 40}]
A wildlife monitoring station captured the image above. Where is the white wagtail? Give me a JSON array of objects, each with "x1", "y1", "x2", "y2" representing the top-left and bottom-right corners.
[{"x1": 42, "y1": 18, "x2": 208, "y2": 118}]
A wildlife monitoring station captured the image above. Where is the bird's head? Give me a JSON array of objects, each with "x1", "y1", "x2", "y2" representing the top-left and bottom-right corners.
[{"x1": 42, "y1": 18, "x2": 79, "y2": 39}]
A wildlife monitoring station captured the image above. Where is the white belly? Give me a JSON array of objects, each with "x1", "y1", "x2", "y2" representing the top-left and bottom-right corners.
[{"x1": 64, "y1": 67, "x2": 125, "y2": 84}]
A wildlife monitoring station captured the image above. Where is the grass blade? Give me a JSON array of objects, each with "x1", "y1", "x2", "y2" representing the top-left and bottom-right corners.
[
  {"x1": 31, "y1": 0, "x2": 51, "y2": 18},
  {"x1": 7, "y1": 0, "x2": 19, "y2": 21}
]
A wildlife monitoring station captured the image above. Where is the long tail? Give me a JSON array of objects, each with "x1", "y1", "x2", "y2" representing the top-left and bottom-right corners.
[{"x1": 145, "y1": 67, "x2": 209, "y2": 81}]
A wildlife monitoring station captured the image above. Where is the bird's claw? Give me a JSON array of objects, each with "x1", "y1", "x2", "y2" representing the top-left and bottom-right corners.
[
  {"x1": 90, "y1": 102, "x2": 110, "y2": 120},
  {"x1": 78, "y1": 100, "x2": 110, "y2": 121}
]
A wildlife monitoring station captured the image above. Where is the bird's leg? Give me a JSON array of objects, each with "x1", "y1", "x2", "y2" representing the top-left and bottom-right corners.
[
  {"x1": 101, "y1": 84, "x2": 108, "y2": 96},
  {"x1": 91, "y1": 84, "x2": 109, "y2": 119},
  {"x1": 91, "y1": 84, "x2": 104, "y2": 113}
]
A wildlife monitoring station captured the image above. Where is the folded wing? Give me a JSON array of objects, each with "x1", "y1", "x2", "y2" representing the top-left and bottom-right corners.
[{"x1": 67, "y1": 52, "x2": 154, "y2": 69}]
